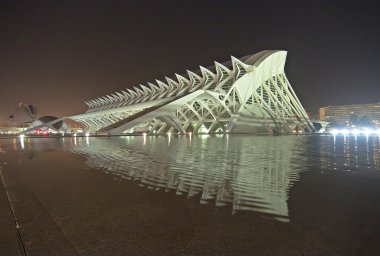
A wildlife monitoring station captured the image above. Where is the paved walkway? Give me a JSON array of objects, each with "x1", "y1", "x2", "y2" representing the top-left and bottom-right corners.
[{"x1": 0, "y1": 168, "x2": 22, "y2": 256}]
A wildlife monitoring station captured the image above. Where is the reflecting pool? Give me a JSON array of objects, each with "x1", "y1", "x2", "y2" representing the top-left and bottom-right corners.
[
  {"x1": 1, "y1": 134, "x2": 380, "y2": 255},
  {"x1": 72, "y1": 134, "x2": 307, "y2": 222}
]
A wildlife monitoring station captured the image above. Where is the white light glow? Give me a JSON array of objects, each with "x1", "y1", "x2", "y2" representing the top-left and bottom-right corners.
[
  {"x1": 363, "y1": 128, "x2": 372, "y2": 136},
  {"x1": 143, "y1": 132, "x2": 147, "y2": 145},
  {"x1": 351, "y1": 129, "x2": 360, "y2": 135},
  {"x1": 20, "y1": 136, "x2": 25, "y2": 149},
  {"x1": 329, "y1": 127, "x2": 380, "y2": 136}
]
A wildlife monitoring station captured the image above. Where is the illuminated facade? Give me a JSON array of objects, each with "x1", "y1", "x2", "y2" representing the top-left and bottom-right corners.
[
  {"x1": 0, "y1": 123, "x2": 26, "y2": 134},
  {"x1": 26, "y1": 50, "x2": 313, "y2": 135},
  {"x1": 319, "y1": 103, "x2": 380, "y2": 124}
]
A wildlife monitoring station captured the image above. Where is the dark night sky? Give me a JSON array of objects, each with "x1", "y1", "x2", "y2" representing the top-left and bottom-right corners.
[{"x1": 1, "y1": 0, "x2": 380, "y2": 122}]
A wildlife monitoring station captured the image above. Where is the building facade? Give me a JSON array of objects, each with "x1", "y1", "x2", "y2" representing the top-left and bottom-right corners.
[
  {"x1": 0, "y1": 123, "x2": 25, "y2": 134},
  {"x1": 319, "y1": 103, "x2": 380, "y2": 125},
  {"x1": 26, "y1": 50, "x2": 313, "y2": 135}
]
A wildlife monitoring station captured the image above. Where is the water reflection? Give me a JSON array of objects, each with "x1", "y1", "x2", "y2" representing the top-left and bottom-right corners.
[
  {"x1": 71, "y1": 135, "x2": 307, "y2": 221},
  {"x1": 2, "y1": 134, "x2": 379, "y2": 222},
  {"x1": 319, "y1": 135, "x2": 380, "y2": 173}
]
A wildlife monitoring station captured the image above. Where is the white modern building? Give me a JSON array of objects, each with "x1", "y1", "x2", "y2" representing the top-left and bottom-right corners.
[{"x1": 26, "y1": 50, "x2": 314, "y2": 135}]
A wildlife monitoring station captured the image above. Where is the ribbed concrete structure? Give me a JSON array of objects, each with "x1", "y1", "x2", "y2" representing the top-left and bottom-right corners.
[{"x1": 26, "y1": 50, "x2": 314, "y2": 135}]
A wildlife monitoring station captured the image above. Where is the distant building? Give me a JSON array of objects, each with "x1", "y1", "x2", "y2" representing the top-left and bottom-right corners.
[
  {"x1": 319, "y1": 103, "x2": 380, "y2": 125},
  {"x1": 0, "y1": 122, "x2": 30, "y2": 134}
]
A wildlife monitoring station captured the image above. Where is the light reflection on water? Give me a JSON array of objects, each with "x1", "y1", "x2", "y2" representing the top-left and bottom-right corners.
[
  {"x1": 3, "y1": 134, "x2": 380, "y2": 222},
  {"x1": 318, "y1": 135, "x2": 380, "y2": 173},
  {"x1": 71, "y1": 135, "x2": 305, "y2": 222}
]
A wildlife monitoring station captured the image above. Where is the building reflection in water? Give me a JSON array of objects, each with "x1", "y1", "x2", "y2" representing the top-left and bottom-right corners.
[
  {"x1": 319, "y1": 135, "x2": 380, "y2": 173},
  {"x1": 71, "y1": 135, "x2": 307, "y2": 222},
  {"x1": 4, "y1": 134, "x2": 380, "y2": 222}
]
